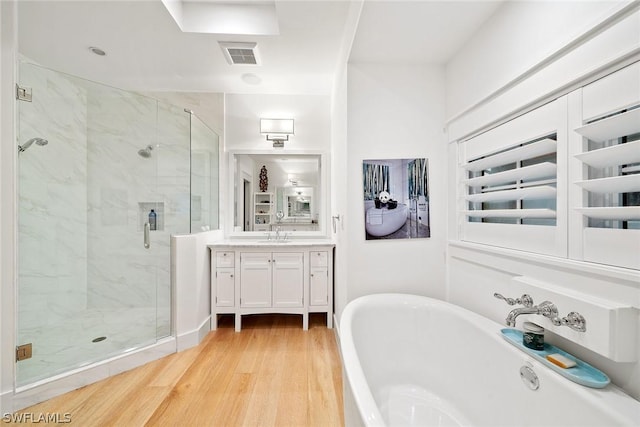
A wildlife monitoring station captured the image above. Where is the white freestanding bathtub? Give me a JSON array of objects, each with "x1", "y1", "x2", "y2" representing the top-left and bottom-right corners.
[{"x1": 340, "y1": 294, "x2": 640, "y2": 427}]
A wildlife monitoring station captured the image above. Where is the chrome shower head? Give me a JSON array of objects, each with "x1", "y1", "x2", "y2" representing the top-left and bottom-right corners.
[
  {"x1": 18, "y1": 137, "x2": 48, "y2": 153},
  {"x1": 138, "y1": 145, "x2": 153, "y2": 158}
]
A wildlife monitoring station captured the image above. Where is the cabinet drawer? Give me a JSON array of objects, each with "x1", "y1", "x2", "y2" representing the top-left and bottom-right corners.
[
  {"x1": 310, "y1": 251, "x2": 328, "y2": 267},
  {"x1": 216, "y1": 251, "x2": 235, "y2": 268}
]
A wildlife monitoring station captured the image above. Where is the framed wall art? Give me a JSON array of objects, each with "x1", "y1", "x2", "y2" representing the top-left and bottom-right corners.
[{"x1": 363, "y1": 158, "x2": 430, "y2": 240}]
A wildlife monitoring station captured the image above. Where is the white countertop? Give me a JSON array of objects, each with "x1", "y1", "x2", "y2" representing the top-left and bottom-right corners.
[{"x1": 208, "y1": 239, "x2": 334, "y2": 248}]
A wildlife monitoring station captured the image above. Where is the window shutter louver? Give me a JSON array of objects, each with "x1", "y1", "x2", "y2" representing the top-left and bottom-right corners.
[{"x1": 458, "y1": 98, "x2": 567, "y2": 257}]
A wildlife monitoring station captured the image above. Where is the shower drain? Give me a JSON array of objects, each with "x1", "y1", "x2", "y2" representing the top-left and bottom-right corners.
[{"x1": 92, "y1": 336, "x2": 107, "y2": 343}]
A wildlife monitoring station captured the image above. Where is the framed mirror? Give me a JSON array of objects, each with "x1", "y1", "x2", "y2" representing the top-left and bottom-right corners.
[{"x1": 228, "y1": 151, "x2": 327, "y2": 237}]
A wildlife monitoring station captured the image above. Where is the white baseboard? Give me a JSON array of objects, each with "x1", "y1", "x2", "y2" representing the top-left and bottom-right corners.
[
  {"x1": 333, "y1": 313, "x2": 343, "y2": 360},
  {"x1": 176, "y1": 316, "x2": 211, "y2": 352}
]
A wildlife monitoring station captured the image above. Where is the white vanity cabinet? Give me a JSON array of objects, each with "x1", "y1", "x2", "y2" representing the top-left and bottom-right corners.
[
  {"x1": 209, "y1": 242, "x2": 334, "y2": 332},
  {"x1": 239, "y1": 252, "x2": 304, "y2": 308}
]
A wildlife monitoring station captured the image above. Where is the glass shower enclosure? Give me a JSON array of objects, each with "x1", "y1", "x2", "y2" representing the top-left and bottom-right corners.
[{"x1": 16, "y1": 62, "x2": 216, "y2": 386}]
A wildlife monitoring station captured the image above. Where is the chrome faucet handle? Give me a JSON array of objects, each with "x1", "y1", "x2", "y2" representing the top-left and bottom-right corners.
[
  {"x1": 519, "y1": 294, "x2": 534, "y2": 307},
  {"x1": 265, "y1": 232, "x2": 272, "y2": 241},
  {"x1": 551, "y1": 311, "x2": 587, "y2": 332},
  {"x1": 494, "y1": 293, "x2": 534, "y2": 307},
  {"x1": 563, "y1": 312, "x2": 587, "y2": 332},
  {"x1": 494, "y1": 293, "x2": 516, "y2": 305},
  {"x1": 538, "y1": 301, "x2": 558, "y2": 319}
]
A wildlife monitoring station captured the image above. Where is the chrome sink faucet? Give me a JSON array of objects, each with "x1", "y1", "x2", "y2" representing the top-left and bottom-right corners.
[
  {"x1": 494, "y1": 293, "x2": 587, "y2": 332},
  {"x1": 275, "y1": 227, "x2": 281, "y2": 241}
]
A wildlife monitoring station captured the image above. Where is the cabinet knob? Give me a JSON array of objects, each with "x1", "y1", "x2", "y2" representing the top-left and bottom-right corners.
[
  {"x1": 311, "y1": 273, "x2": 314, "y2": 277},
  {"x1": 230, "y1": 274, "x2": 234, "y2": 278}
]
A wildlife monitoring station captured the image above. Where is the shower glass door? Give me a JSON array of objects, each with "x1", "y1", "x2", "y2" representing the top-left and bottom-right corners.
[{"x1": 16, "y1": 62, "x2": 190, "y2": 386}]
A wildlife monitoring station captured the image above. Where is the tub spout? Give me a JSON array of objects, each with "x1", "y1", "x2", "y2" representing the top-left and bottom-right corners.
[
  {"x1": 505, "y1": 307, "x2": 540, "y2": 327},
  {"x1": 505, "y1": 301, "x2": 558, "y2": 327}
]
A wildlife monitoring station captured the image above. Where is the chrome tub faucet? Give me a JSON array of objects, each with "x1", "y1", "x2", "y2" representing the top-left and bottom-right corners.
[{"x1": 494, "y1": 292, "x2": 587, "y2": 332}]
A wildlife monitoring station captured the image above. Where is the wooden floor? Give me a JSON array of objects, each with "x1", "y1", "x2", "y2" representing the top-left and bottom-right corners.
[{"x1": 14, "y1": 314, "x2": 344, "y2": 427}]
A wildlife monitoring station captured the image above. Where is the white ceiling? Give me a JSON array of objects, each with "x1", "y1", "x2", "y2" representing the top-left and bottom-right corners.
[
  {"x1": 350, "y1": 1, "x2": 503, "y2": 64},
  {"x1": 17, "y1": 1, "x2": 503, "y2": 96}
]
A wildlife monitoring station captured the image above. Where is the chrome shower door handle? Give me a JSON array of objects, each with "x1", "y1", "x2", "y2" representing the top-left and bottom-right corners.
[{"x1": 144, "y1": 222, "x2": 150, "y2": 249}]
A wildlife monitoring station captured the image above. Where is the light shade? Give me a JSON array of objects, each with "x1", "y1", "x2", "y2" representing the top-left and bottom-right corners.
[
  {"x1": 261, "y1": 118, "x2": 294, "y2": 135},
  {"x1": 260, "y1": 118, "x2": 294, "y2": 147}
]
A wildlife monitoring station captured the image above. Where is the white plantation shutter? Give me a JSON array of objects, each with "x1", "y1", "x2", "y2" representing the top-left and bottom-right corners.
[
  {"x1": 572, "y1": 63, "x2": 640, "y2": 269},
  {"x1": 459, "y1": 98, "x2": 567, "y2": 257},
  {"x1": 456, "y1": 60, "x2": 639, "y2": 270}
]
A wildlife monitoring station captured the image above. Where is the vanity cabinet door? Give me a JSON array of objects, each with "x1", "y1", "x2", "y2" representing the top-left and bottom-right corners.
[
  {"x1": 240, "y1": 253, "x2": 272, "y2": 308},
  {"x1": 215, "y1": 267, "x2": 235, "y2": 307},
  {"x1": 310, "y1": 267, "x2": 328, "y2": 306},
  {"x1": 272, "y1": 252, "x2": 304, "y2": 308},
  {"x1": 310, "y1": 251, "x2": 328, "y2": 306}
]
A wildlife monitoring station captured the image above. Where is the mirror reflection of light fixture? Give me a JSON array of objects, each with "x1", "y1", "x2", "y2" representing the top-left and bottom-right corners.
[{"x1": 260, "y1": 118, "x2": 294, "y2": 148}]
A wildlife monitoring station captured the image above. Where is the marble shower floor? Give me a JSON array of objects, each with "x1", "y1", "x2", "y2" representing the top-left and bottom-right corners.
[{"x1": 17, "y1": 307, "x2": 170, "y2": 387}]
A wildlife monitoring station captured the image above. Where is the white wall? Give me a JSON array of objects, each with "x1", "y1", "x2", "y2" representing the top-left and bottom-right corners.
[
  {"x1": 223, "y1": 93, "x2": 332, "y2": 236},
  {"x1": 445, "y1": 0, "x2": 640, "y2": 400},
  {"x1": 331, "y1": 62, "x2": 350, "y2": 323},
  {"x1": 172, "y1": 230, "x2": 223, "y2": 351},
  {"x1": 329, "y1": 0, "x2": 362, "y2": 325},
  {"x1": 225, "y1": 93, "x2": 331, "y2": 151},
  {"x1": 340, "y1": 63, "x2": 447, "y2": 319},
  {"x1": 445, "y1": 0, "x2": 632, "y2": 119}
]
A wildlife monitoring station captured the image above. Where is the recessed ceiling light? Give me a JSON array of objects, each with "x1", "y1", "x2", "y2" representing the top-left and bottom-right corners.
[
  {"x1": 241, "y1": 73, "x2": 261, "y2": 85},
  {"x1": 89, "y1": 46, "x2": 106, "y2": 56}
]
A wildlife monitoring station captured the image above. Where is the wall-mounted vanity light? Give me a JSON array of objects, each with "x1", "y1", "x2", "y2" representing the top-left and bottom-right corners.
[{"x1": 260, "y1": 118, "x2": 294, "y2": 148}]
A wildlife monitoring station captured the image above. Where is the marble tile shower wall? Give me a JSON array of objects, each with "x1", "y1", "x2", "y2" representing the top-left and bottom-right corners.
[
  {"x1": 154, "y1": 102, "x2": 191, "y2": 336},
  {"x1": 85, "y1": 83, "x2": 190, "y2": 334},
  {"x1": 190, "y1": 116, "x2": 218, "y2": 232}
]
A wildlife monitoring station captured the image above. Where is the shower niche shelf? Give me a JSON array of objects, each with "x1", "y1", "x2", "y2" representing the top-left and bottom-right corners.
[{"x1": 139, "y1": 202, "x2": 164, "y2": 231}]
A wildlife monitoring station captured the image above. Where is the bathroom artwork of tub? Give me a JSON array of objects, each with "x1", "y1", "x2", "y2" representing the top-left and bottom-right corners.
[{"x1": 363, "y1": 158, "x2": 430, "y2": 240}]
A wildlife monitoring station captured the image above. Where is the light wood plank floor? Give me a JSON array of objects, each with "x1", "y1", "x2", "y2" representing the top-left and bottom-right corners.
[{"x1": 12, "y1": 314, "x2": 344, "y2": 427}]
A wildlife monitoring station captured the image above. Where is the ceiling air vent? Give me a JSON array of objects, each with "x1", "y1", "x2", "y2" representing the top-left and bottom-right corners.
[{"x1": 219, "y1": 42, "x2": 259, "y2": 65}]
